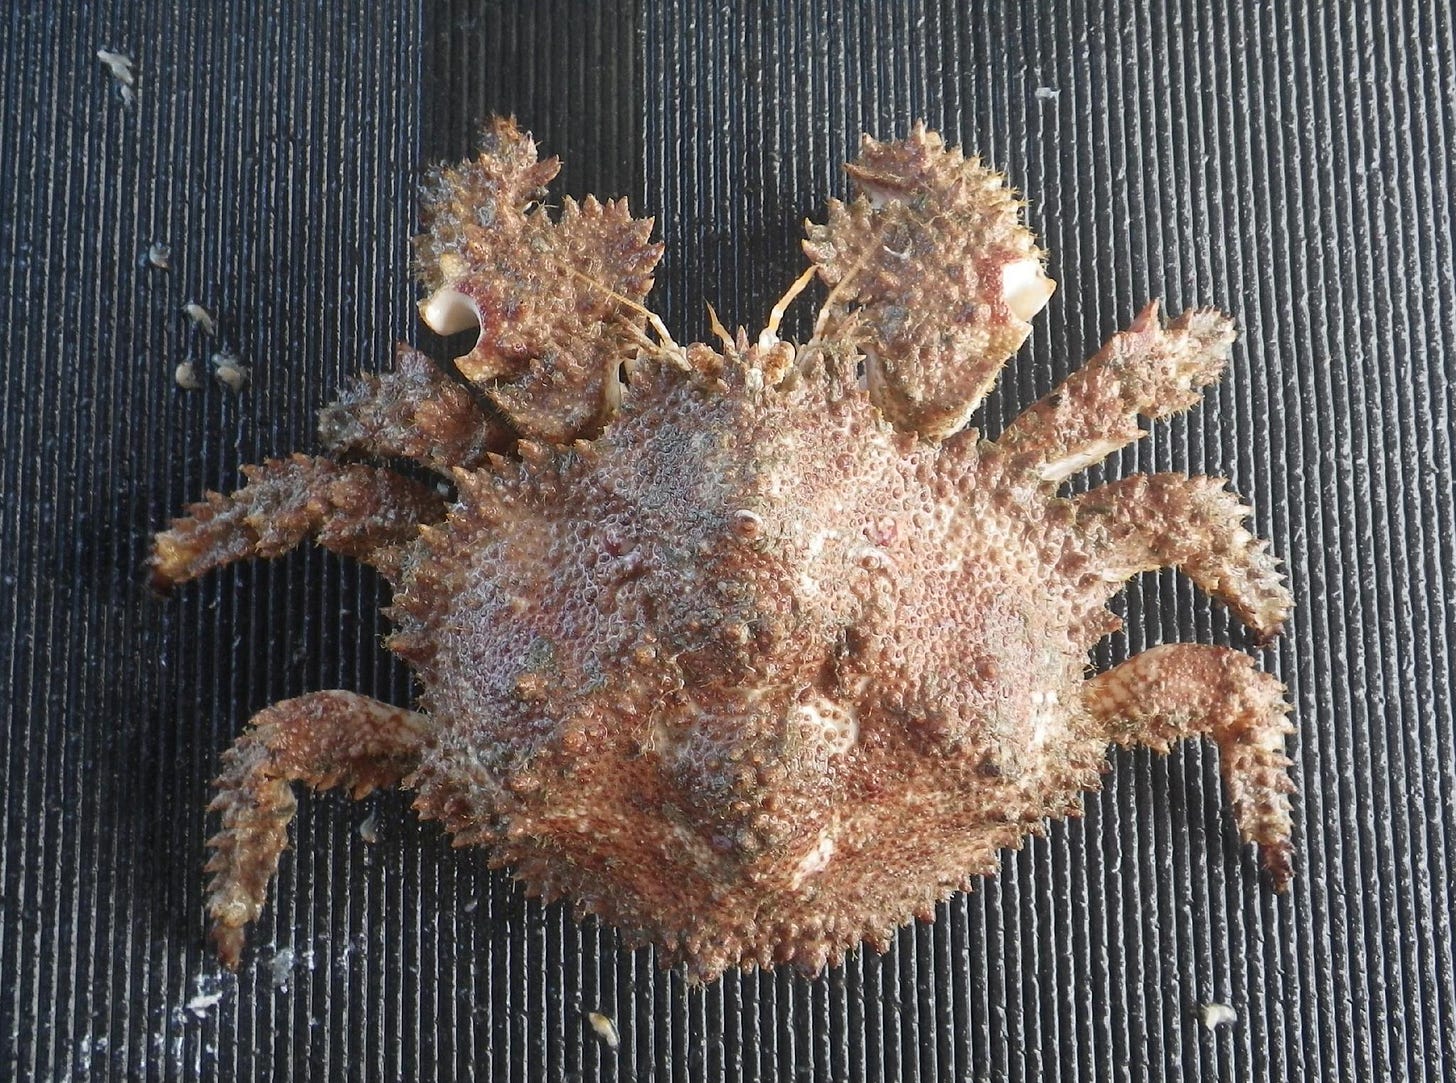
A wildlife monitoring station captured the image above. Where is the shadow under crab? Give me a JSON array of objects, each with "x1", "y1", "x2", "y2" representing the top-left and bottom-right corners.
[{"x1": 151, "y1": 118, "x2": 1294, "y2": 983}]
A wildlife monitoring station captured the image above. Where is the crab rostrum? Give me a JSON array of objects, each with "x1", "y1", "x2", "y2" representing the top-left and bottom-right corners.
[{"x1": 152, "y1": 118, "x2": 1295, "y2": 981}]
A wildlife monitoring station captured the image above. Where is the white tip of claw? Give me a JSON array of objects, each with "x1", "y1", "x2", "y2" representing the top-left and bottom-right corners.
[
  {"x1": 419, "y1": 288, "x2": 482, "y2": 336},
  {"x1": 1002, "y1": 258, "x2": 1056, "y2": 322}
]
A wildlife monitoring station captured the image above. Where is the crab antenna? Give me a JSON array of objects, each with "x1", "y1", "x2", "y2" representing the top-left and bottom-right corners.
[
  {"x1": 559, "y1": 263, "x2": 681, "y2": 355},
  {"x1": 705, "y1": 301, "x2": 736, "y2": 352},
  {"x1": 758, "y1": 265, "x2": 819, "y2": 349},
  {"x1": 811, "y1": 218, "x2": 894, "y2": 340}
]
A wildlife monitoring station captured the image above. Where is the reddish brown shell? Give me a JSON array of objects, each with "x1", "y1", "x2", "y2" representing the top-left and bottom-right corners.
[
  {"x1": 413, "y1": 116, "x2": 662, "y2": 442},
  {"x1": 152, "y1": 120, "x2": 1294, "y2": 982}
]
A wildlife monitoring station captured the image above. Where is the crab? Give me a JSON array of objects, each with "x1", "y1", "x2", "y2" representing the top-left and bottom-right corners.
[{"x1": 151, "y1": 118, "x2": 1295, "y2": 982}]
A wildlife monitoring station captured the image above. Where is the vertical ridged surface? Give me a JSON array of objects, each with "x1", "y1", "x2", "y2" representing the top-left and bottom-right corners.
[
  {"x1": 644, "y1": 5, "x2": 1456, "y2": 1077},
  {"x1": 2, "y1": 1, "x2": 1453, "y2": 1079}
]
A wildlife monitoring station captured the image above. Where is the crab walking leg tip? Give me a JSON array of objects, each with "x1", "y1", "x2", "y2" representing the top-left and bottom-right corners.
[
  {"x1": 202, "y1": 691, "x2": 431, "y2": 968},
  {"x1": 1087, "y1": 645, "x2": 1295, "y2": 883}
]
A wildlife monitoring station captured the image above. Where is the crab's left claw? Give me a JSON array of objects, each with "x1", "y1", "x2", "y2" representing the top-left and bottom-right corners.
[
  {"x1": 414, "y1": 117, "x2": 664, "y2": 443},
  {"x1": 804, "y1": 123, "x2": 1055, "y2": 439}
]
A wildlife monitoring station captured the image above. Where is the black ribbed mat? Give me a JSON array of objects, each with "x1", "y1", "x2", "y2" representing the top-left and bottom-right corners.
[{"x1": 4, "y1": 1, "x2": 1453, "y2": 1079}]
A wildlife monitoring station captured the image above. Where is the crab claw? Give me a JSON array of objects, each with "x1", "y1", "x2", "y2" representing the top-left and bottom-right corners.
[
  {"x1": 414, "y1": 117, "x2": 664, "y2": 442},
  {"x1": 419, "y1": 288, "x2": 483, "y2": 337},
  {"x1": 805, "y1": 123, "x2": 1054, "y2": 439}
]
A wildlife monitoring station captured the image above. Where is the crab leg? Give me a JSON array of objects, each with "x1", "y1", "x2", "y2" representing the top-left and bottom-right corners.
[
  {"x1": 150, "y1": 454, "x2": 442, "y2": 590},
  {"x1": 317, "y1": 345, "x2": 511, "y2": 473},
  {"x1": 1086, "y1": 644, "x2": 1295, "y2": 889},
  {"x1": 998, "y1": 303, "x2": 1234, "y2": 484},
  {"x1": 1063, "y1": 473, "x2": 1292, "y2": 641},
  {"x1": 204, "y1": 690, "x2": 433, "y2": 968}
]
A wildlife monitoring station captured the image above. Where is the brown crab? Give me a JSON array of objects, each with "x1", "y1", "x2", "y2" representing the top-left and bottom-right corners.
[{"x1": 151, "y1": 119, "x2": 1295, "y2": 982}]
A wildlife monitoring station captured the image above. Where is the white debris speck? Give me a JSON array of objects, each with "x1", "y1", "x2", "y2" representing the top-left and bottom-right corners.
[
  {"x1": 586, "y1": 1010, "x2": 619, "y2": 1049},
  {"x1": 358, "y1": 810, "x2": 379, "y2": 844},
  {"x1": 1034, "y1": 86, "x2": 1060, "y2": 100},
  {"x1": 270, "y1": 947, "x2": 295, "y2": 989},
  {"x1": 174, "y1": 361, "x2": 202, "y2": 390},
  {"x1": 335, "y1": 934, "x2": 366, "y2": 971},
  {"x1": 75, "y1": 1034, "x2": 92, "y2": 1073},
  {"x1": 211, "y1": 351, "x2": 250, "y2": 392},
  {"x1": 148, "y1": 242, "x2": 171, "y2": 270},
  {"x1": 183, "y1": 302, "x2": 217, "y2": 335},
  {"x1": 1198, "y1": 1002, "x2": 1237, "y2": 1030},
  {"x1": 185, "y1": 990, "x2": 223, "y2": 1018},
  {"x1": 97, "y1": 49, "x2": 136, "y2": 86},
  {"x1": 462, "y1": 897, "x2": 479, "y2": 914}
]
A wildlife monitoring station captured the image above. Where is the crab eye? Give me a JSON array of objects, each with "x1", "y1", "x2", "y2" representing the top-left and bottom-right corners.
[{"x1": 419, "y1": 287, "x2": 483, "y2": 337}]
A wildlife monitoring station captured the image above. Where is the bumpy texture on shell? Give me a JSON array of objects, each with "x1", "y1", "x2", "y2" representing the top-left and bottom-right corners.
[
  {"x1": 804, "y1": 125, "x2": 1055, "y2": 439},
  {"x1": 413, "y1": 116, "x2": 662, "y2": 442},
  {"x1": 152, "y1": 119, "x2": 1296, "y2": 983}
]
